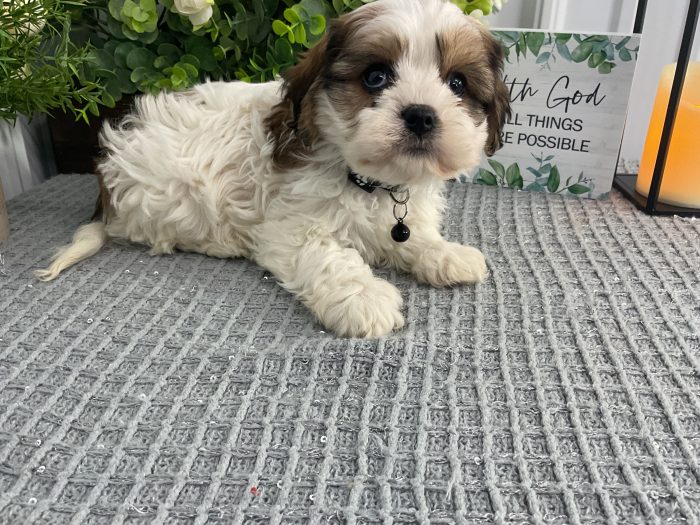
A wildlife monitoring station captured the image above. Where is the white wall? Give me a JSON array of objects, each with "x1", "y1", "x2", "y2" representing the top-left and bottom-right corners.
[
  {"x1": 494, "y1": 0, "x2": 700, "y2": 162},
  {"x1": 621, "y1": 0, "x2": 700, "y2": 160},
  {"x1": 489, "y1": 0, "x2": 538, "y2": 27}
]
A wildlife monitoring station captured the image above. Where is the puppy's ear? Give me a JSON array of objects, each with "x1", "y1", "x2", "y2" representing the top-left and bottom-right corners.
[
  {"x1": 266, "y1": 27, "x2": 343, "y2": 166},
  {"x1": 483, "y1": 33, "x2": 511, "y2": 156},
  {"x1": 283, "y1": 34, "x2": 331, "y2": 130}
]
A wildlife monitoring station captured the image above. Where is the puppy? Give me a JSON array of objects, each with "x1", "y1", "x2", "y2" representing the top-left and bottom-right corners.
[{"x1": 37, "y1": 0, "x2": 510, "y2": 338}]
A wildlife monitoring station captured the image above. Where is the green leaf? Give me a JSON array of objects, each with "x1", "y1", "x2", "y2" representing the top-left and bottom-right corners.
[
  {"x1": 171, "y1": 64, "x2": 188, "y2": 87},
  {"x1": 272, "y1": 19, "x2": 290, "y2": 36},
  {"x1": 588, "y1": 52, "x2": 605, "y2": 68},
  {"x1": 527, "y1": 167, "x2": 541, "y2": 179},
  {"x1": 274, "y1": 37, "x2": 295, "y2": 63},
  {"x1": 114, "y1": 42, "x2": 137, "y2": 69},
  {"x1": 121, "y1": 24, "x2": 141, "y2": 41},
  {"x1": 526, "y1": 32, "x2": 545, "y2": 57},
  {"x1": 94, "y1": 49, "x2": 115, "y2": 69},
  {"x1": 495, "y1": 31, "x2": 520, "y2": 45},
  {"x1": 101, "y1": 92, "x2": 116, "y2": 108},
  {"x1": 598, "y1": 62, "x2": 615, "y2": 74},
  {"x1": 213, "y1": 46, "x2": 226, "y2": 61},
  {"x1": 156, "y1": 78, "x2": 173, "y2": 89},
  {"x1": 568, "y1": 184, "x2": 591, "y2": 195},
  {"x1": 88, "y1": 100, "x2": 100, "y2": 117},
  {"x1": 116, "y1": 67, "x2": 137, "y2": 93},
  {"x1": 604, "y1": 42, "x2": 615, "y2": 60},
  {"x1": 108, "y1": 0, "x2": 125, "y2": 20},
  {"x1": 570, "y1": 42, "x2": 594, "y2": 63},
  {"x1": 126, "y1": 47, "x2": 156, "y2": 69},
  {"x1": 180, "y1": 62, "x2": 199, "y2": 78},
  {"x1": 130, "y1": 66, "x2": 150, "y2": 83},
  {"x1": 555, "y1": 33, "x2": 572, "y2": 44},
  {"x1": 283, "y1": 7, "x2": 301, "y2": 23},
  {"x1": 476, "y1": 169, "x2": 498, "y2": 186},
  {"x1": 180, "y1": 54, "x2": 200, "y2": 68},
  {"x1": 293, "y1": 23, "x2": 307, "y2": 45},
  {"x1": 309, "y1": 14, "x2": 326, "y2": 36},
  {"x1": 525, "y1": 182, "x2": 545, "y2": 193},
  {"x1": 536, "y1": 52, "x2": 551, "y2": 64},
  {"x1": 506, "y1": 163, "x2": 523, "y2": 189},
  {"x1": 154, "y1": 56, "x2": 173, "y2": 69},
  {"x1": 615, "y1": 36, "x2": 631, "y2": 50},
  {"x1": 488, "y1": 159, "x2": 506, "y2": 180},
  {"x1": 189, "y1": 46, "x2": 217, "y2": 72},
  {"x1": 131, "y1": 6, "x2": 149, "y2": 22},
  {"x1": 556, "y1": 41, "x2": 573, "y2": 62},
  {"x1": 547, "y1": 166, "x2": 561, "y2": 193},
  {"x1": 618, "y1": 47, "x2": 632, "y2": 62},
  {"x1": 518, "y1": 33, "x2": 527, "y2": 57}
]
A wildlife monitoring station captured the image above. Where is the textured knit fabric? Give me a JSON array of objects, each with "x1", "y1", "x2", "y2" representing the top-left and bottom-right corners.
[{"x1": 1, "y1": 174, "x2": 699, "y2": 524}]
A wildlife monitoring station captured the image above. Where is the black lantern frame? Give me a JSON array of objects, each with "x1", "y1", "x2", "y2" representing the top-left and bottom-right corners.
[{"x1": 614, "y1": 0, "x2": 700, "y2": 217}]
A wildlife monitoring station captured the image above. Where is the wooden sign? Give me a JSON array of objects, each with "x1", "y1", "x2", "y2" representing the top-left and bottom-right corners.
[{"x1": 471, "y1": 31, "x2": 641, "y2": 199}]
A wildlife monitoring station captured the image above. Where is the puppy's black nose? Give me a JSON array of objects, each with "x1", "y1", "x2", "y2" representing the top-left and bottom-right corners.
[{"x1": 401, "y1": 105, "x2": 438, "y2": 137}]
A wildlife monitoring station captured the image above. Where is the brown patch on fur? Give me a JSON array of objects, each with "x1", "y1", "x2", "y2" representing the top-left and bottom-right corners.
[
  {"x1": 326, "y1": 30, "x2": 404, "y2": 82},
  {"x1": 325, "y1": 25, "x2": 405, "y2": 122},
  {"x1": 265, "y1": 4, "x2": 392, "y2": 168},
  {"x1": 479, "y1": 28, "x2": 511, "y2": 156},
  {"x1": 265, "y1": 35, "x2": 329, "y2": 168},
  {"x1": 91, "y1": 173, "x2": 113, "y2": 223},
  {"x1": 437, "y1": 25, "x2": 511, "y2": 155}
]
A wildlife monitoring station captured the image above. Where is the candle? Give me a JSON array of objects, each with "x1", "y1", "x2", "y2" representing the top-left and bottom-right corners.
[{"x1": 636, "y1": 62, "x2": 700, "y2": 208}]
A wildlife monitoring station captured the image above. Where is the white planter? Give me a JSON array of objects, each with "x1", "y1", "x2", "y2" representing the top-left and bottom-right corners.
[
  {"x1": 0, "y1": 115, "x2": 57, "y2": 201},
  {"x1": 0, "y1": 180, "x2": 8, "y2": 243}
]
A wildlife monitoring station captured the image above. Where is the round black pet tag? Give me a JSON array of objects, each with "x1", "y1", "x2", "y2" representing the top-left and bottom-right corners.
[{"x1": 391, "y1": 220, "x2": 411, "y2": 242}]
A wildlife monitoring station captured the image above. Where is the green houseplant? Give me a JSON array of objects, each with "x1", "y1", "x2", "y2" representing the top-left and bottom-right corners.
[
  {"x1": 72, "y1": 0, "x2": 506, "y2": 108},
  {"x1": 1, "y1": 0, "x2": 104, "y2": 122},
  {"x1": 2, "y1": 0, "x2": 501, "y2": 124},
  {"x1": 3, "y1": 0, "x2": 507, "y2": 122},
  {"x1": 33, "y1": 0, "x2": 505, "y2": 171},
  {"x1": 2, "y1": 0, "x2": 106, "y2": 239}
]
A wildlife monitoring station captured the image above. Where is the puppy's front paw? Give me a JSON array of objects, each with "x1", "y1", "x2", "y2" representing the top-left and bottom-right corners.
[
  {"x1": 319, "y1": 278, "x2": 404, "y2": 338},
  {"x1": 416, "y1": 243, "x2": 488, "y2": 286}
]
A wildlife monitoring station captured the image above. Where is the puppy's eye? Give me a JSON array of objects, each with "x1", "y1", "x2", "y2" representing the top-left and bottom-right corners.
[
  {"x1": 362, "y1": 65, "x2": 393, "y2": 92},
  {"x1": 447, "y1": 72, "x2": 467, "y2": 97}
]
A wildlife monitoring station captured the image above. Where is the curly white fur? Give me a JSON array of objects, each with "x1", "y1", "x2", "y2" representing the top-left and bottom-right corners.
[{"x1": 37, "y1": 0, "x2": 508, "y2": 338}]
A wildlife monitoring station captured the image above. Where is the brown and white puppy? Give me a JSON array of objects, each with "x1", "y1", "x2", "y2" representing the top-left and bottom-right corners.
[{"x1": 37, "y1": 0, "x2": 510, "y2": 338}]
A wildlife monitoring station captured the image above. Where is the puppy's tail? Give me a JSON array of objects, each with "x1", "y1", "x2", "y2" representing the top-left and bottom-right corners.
[{"x1": 35, "y1": 222, "x2": 107, "y2": 281}]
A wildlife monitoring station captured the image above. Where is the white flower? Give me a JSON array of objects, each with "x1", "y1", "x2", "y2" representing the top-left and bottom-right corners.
[{"x1": 173, "y1": 0, "x2": 214, "y2": 26}]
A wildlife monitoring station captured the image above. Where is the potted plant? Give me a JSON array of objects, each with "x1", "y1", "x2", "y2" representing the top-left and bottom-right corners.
[
  {"x1": 0, "y1": 181, "x2": 8, "y2": 243},
  {"x1": 48, "y1": 0, "x2": 507, "y2": 172},
  {"x1": 1, "y1": 0, "x2": 105, "y2": 240}
]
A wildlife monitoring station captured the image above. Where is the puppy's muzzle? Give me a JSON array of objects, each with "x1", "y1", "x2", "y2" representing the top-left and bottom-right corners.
[{"x1": 401, "y1": 104, "x2": 439, "y2": 137}]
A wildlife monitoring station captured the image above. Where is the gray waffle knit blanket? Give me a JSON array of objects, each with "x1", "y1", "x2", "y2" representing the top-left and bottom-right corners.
[{"x1": 1, "y1": 174, "x2": 699, "y2": 524}]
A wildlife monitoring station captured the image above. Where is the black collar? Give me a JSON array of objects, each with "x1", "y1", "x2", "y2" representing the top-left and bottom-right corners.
[
  {"x1": 346, "y1": 170, "x2": 412, "y2": 242},
  {"x1": 348, "y1": 171, "x2": 404, "y2": 194}
]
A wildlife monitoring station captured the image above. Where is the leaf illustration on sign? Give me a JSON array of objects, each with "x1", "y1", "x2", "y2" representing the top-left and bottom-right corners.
[
  {"x1": 494, "y1": 32, "x2": 640, "y2": 73},
  {"x1": 473, "y1": 30, "x2": 640, "y2": 200}
]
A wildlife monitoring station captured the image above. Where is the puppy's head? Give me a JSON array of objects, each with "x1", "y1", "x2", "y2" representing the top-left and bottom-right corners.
[{"x1": 267, "y1": 0, "x2": 511, "y2": 186}]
